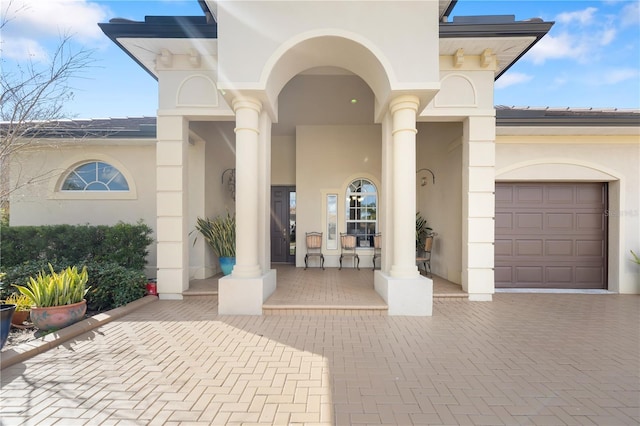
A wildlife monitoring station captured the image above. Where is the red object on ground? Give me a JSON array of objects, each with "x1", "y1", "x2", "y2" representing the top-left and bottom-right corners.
[{"x1": 146, "y1": 281, "x2": 158, "y2": 296}]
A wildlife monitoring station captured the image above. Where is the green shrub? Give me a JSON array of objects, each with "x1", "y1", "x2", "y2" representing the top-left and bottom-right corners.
[
  {"x1": 0, "y1": 221, "x2": 153, "y2": 268},
  {"x1": 83, "y1": 262, "x2": 146, "y2": 311}
]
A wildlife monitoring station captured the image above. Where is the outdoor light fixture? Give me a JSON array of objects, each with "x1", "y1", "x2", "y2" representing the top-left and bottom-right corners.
[
  {"x1": 221, "y1": 168, "x2": 236, "y2": 200},
  {"x1": 417, "y1": 168, "x2": 435, "y2": 186}
]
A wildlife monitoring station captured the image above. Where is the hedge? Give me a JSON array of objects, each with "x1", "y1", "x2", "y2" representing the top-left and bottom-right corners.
[{"x1": 0, "y1": 221, "x2": 153, "y2": 269}]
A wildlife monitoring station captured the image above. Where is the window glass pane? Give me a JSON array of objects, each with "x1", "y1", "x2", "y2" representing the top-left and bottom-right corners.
[
  {"x1": 61, "y1": 161, "x2": 130, "y2": 192},
  {"x1": 61, "y1": 173, "x2": 85, "y2": 190},
  {"x1": 86, "y1": 181, "x2": 109, "y2": 191},
  {"x1": 108, "y1": 173, "x2": 129, "y2": 190},
  {"x1": 74, "y1": 163, "x2": 97, "y2": 184}
]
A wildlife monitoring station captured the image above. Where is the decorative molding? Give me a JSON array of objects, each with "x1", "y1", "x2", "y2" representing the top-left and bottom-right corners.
[
  {"x1": 189, "y1": 49, "x2": 201, "y2": 68},
  {"x1": 481, "y1": 48, "x2": 494, "y2": 68},
  {"x1": 454, "y1": 48, "x2": 464, "y2": 68},
  {"x1": 159, "y1": 48, "x2": 173, "y2": 67}
]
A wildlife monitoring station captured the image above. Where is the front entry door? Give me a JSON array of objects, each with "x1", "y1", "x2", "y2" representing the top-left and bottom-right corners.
[{"x1": 271, "y1": 186, "x2": 296, "y2": 263}]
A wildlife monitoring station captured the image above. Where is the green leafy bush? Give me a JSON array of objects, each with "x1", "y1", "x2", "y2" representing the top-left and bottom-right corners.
[
  {"x1": 0, "y1": 221, "x2": 153, "y2": 269},
  {"x1": 83, "y1": 262, "x2": 146, "y2": 311}
]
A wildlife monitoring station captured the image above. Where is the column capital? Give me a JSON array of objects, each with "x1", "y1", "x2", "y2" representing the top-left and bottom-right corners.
[
  {"x1": 232, "y1": 96, "x2": 262, "y2": 114},
  {"x1": 389, "y1": 95, "x2": 420, "y2": 115}
]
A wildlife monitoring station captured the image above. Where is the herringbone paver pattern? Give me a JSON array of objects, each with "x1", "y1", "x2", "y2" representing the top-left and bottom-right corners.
[{"x1": 1, "y1": 294, "x2": 638, "y2": 425}]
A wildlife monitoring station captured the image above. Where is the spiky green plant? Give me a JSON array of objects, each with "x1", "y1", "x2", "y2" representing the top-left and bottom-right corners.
[
  {"x1": 632, "y1": 250, "x2": 640, "y2": 265},
  {"x1": 416, "y1": 212, "x2": 432, "y2": 250},
  {"x1": 2, "y1": 293, "x2": 32, "y2": 311},
  {"x1": 14, "y1": 264, "x2": 89, "y2": 308},
  {"x1": 194, "y1": 213, "x2": 236, "y2": 258}
]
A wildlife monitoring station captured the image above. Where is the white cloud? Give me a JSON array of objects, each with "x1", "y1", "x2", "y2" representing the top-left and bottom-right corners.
[
  {"x1": 600, "y1": 68, "x2": 639, "y2": 85},
  {"x1": 0, "y1": 37, "x2": 48, "y2": 61},
  {"x1": 621, "y1": 2, "x2": 640, "y2": 27},
  {"x1": 1, "y1": 0, "x2": 111, "y2": 62},
  {"x1": 495, "y1": 72, "x2": 533, "y2": 90},
  {"x1": 555, "y1": 7, "x2": 597, "y2": 26},
  {"x1": 527, "y1": 6, "x2": 622, "y2": 64},
  {"x1": 3, "y1": 0, "x2": 110, "y2": 41}
]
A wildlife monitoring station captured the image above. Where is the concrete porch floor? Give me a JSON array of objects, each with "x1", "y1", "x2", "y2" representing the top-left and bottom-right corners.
[
  {"x1": 1, "y1": 293, "x2": 638, "y2": 425},
  {"x1": 186, "y1": 264, "x2": 466, "y2": 315}
]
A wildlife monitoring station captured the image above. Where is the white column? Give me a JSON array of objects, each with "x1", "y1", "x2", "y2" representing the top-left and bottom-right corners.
[
  {"x1": 462, "y1": 115, "x2": 496, "y2": 301},
  {"x1": 389, "y1": 95, "x2": 420, "y2": 278},
  {"x1": 156, "y1": 115, "x2": 189, "y2": 299},
  {"x1": 231, "y1": 97, "x2": 262, "y2": 278}
]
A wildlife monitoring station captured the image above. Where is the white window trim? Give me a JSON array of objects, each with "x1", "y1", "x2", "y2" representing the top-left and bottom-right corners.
[{"x1": 49, "y1": 154, "x2": 137, "y2": 200}]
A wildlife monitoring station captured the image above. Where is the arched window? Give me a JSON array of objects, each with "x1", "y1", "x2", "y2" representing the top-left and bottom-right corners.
[
  {"x1": 346, "y1": 178, "x2": 377, "y2": 247},
  {"x1": 61, "y1": 161, "x2": 129, "y2": 191}
]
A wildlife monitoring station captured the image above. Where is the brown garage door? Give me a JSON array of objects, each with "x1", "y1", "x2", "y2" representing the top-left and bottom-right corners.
[{"x1": 495, "y1": 182, "x2": 607, "y2": 289}]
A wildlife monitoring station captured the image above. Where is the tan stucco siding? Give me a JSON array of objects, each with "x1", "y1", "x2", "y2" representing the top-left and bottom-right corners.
[
  {"x1": 495, "y1": 133, "x2": 640, "y2": 294},
  {"x1": 295, "y1": 124, "x2": 381, "y2": 267}
]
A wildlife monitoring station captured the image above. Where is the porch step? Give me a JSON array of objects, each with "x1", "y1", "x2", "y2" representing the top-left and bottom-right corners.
[{"x1": 263, "y1": 305, "x2": 388, "y2": 316}]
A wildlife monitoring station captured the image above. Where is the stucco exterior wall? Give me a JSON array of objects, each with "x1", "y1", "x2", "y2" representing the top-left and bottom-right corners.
[
  {"x1": 495, "y1": 133, "x2": 640, "y2": 294},
  {"x1": 416, "y1": 122, "x2": 463, "y2": 284},
  {"x1": 272, "y1": 135, "x2": 296, "y2": 185},
  {"x1": 10, "y1": 141, "x2": 158, "y2": 276},
  {"x1": 296, "y1": 124, "x2": 381, "y2": 268}
]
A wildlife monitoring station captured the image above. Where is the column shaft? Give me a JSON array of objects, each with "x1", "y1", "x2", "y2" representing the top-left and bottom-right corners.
[
  {"x1": 389, "y1": 96, "x2": 420, "y2": 278},
  {"x1": 232, "y1": 97, "x2": 262, "y2": 278}
]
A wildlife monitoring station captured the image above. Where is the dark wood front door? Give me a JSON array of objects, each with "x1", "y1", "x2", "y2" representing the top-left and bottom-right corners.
[{"x1": 271, "y1": 186, "x2": 296, "y2": 263}]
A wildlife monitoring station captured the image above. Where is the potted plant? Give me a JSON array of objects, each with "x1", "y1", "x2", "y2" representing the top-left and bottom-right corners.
[
  {"x1": 14, "y1": 264, "x2": 89, "y2": 331},
  {"x1": 194, "y1": 212, "x2": 236, "y2": 275},
  {"x1": 0, "y1": 304, "x2": 16, "y2": 349},
  {"x1": 416, "y1": 212, "x2": 433, "y2": 251},
  {"x1": 2, "y1": 293, "x2": 32, "y2": 326}
]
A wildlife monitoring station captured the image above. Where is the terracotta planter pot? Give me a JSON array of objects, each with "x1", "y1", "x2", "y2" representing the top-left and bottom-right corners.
[
  {"x1": 11, "y1": 310, "x2": 30, "y2": 326},
  {"x1": 31, "y1": 300, "x2": 87, "y2": 331}
]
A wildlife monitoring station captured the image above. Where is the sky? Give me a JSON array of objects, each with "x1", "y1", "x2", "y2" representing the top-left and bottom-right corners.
[{"x1": 1, "y1": 0, "x2": 639, "y2": 119}]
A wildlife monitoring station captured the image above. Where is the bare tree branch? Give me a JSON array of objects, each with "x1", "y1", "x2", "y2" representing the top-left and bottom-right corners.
[{"x1": 0, "y1": 29, "x2": 96, "y2": 216}]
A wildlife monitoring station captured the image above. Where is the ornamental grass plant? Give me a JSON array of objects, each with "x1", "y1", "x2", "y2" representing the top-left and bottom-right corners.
[
  {"x1": 14, "y1": 264, "x2": 89, "y2": 308},
  {"x1": 194, "y1": 212, "x2": 236, "y2": 258}
]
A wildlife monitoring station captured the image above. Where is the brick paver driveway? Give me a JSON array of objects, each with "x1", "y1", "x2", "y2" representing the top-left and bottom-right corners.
[{"x1": 1, "y1": 294, "x2": 638, "y2": 425}]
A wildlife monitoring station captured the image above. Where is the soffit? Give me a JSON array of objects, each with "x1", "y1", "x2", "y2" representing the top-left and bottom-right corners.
[
  {"x1": 439, "y1": 36, "x2": 536, "y2": 77},
  {"x1": 116, "y1": 37, "x2": 218, "y2": 78}
]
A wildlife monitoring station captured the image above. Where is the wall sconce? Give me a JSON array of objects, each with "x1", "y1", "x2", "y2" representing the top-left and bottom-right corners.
[
  {"x1": 221, "y1": 168, "x2": 235, "y2": 200},
  {"x1": 417, "y1": 168, "x2": 435, "y2": 186}
]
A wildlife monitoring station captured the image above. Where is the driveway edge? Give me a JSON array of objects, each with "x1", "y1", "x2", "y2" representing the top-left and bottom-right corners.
[{"x1": 0, "y1": 295, "x2": 158, "y2": 370}]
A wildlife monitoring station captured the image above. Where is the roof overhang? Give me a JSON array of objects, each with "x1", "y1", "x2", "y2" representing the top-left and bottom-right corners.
[{"x1": 440, "y1": 18, "x2": 553, "y2": 79}]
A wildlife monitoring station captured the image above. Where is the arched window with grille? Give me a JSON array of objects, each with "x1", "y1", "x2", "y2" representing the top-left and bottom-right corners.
[
  {"x1": 61, "y1": 161, "x2": 129, "y2": 191},
  {"x1": 345, "y1": 178, "x2": 377, "y2": 247}
]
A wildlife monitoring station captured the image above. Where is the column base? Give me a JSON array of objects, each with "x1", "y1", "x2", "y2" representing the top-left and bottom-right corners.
[
  {"x1": 468, "y1": 293, "x2": 492, "y2": 301},
  {"x1": 374, "y1": 271, "x2": 432, "y2": 316},
  {"x1": 218, "y1": 269, "x2": 277, "y2": 315}
]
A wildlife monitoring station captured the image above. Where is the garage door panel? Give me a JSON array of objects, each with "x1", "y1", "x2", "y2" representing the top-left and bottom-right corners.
[
  {"x1": 495, "y1": 266, "x2": 513, "y2": 285},
  {"x1": 576, "y1": 240, "x2": 604, "y2": 257},
  {"x1": 547, "y1": 213, "x2": 574, "y2": 231},
  {"x1": 546, "y1": 267, "x2": 573, "y2": 284},
  {"x1": 515, "y1": 266, "x2": 543, "y2": 283},
  {"x1": 515, "y1": 240, "x2": 543, "y2": 256},
  {"x1": 495, "y1": 182, "x2": 606, "y2": 289},
  {"x1": 546, "y1": 240, "x2": 573, "y2": 256},
  {"x1": 495, "y1": 240, "x2": 513, "y2": 256},
  {"x1": 576, "y1": 267, "x2": 604, "y2": 286},
  {"x1": 515, "y1": 213, "x2": 543, "y2": 230},
  {"x1": 577, "y1": 213, "x2": 605, "y2": 230},
  {"x1": 547, "y1": 185, "x2": 575, "y2": 204},
  {"x1": 495, "y1": 212, "x2": 513, "y2": 230}
]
